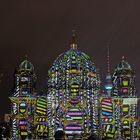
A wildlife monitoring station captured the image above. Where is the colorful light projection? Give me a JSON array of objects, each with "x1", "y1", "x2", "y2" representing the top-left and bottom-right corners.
[
  {"x1": 64, "y1": 81, "x2": 84, "y2": 137},
  {"x1": 101, "y1": 98, "x2": 113, "y2": 116},
  {"x1": 47, "y1": 36, "x2": 100, "y2": 139},
  {"x1": 112, "y1": 58, "x2": 138, "y2": 139},
  {"x1": 18, "y1": 119, "x2": 28, "y2": 137},
  {"x1": 10, "y1": 97, "x2": 34, "y2": 139},
  {"x1": 34, "y1": 97, "x2": 48, "y2": 138},
  {"x1": 112, "y1": 58, "x2": 135, "y2": 97},
  {"x1": 10, "y1": 59, "x2": 36, "y2": 139},
  {"x1": 65, "y1": 107, "x2": 83, "y2": 135},
  {"x1": 100, "y1": 98, "x2": 116, "y2": 139},
  {"x1": 122, "y1": 119, "x2": 131, "y2": 139}
]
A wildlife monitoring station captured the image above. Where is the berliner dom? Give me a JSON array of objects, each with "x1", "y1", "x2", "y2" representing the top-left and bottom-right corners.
[{"x1": 9, "y1": 33, "x2": 139, "y2": 140}]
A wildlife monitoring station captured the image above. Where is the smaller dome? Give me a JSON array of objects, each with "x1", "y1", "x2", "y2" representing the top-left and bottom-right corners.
[
  {"x1": 117, "y1": 58, "x2": 132, "y2": 70},
  {"x1": 19, "y1": 60, "x2": 34, "y2": 71}
]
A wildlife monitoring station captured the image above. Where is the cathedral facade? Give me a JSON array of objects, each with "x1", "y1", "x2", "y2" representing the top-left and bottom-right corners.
[{"x1": 10, "y1": 34, "x2": 139, "y2": 140}]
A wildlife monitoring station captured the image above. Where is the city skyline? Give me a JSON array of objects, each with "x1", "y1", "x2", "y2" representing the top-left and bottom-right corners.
[{"x1": 0, "y1": 0, "x2": 140, "y2": 120}]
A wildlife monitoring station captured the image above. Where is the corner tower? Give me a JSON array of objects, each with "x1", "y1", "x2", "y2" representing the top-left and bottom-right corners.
[
  {"x1": 112, "y1": 57, "x2": 138, "y2": 139},
  {"x1": 10, "y1": 58, "x2": 36, "y2": 139},
  {"x1": 112, "y1": 57, "x2": 135, "y2": 97},
  {"x1": 13, "y1": 58, "x2": 36, "y2": 97}
]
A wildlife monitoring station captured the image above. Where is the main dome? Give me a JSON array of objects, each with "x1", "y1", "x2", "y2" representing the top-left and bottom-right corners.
[
  {"x1": 49, "y1": 32, "x2": 97, "y2": 73},
  {"x1": 49, "y1": 48, "x2": 97, "y2": 73}
]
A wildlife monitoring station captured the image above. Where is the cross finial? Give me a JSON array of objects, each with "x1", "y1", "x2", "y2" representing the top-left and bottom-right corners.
[
  {"x1": 25, "y1": 54, "x2": 28, "y2": 60},
  {"x1": 122, "y1": 56, "x2": 125, "y2": 61},
  {"x1": 70, "y1": 30, "x2": 77, "y2": 49}
]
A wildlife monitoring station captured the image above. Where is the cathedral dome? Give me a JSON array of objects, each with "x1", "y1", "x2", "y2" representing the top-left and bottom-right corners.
[
  {"x1": 49, "y1": 32, "x2": 96, "y2": 73},
  {"x1": 19, "y1": 59, "x2": 34, "y2": 72},
  {"x1": 49, "y1": 47, "x2": 97, "y2": 73},
  {"x1": 55, "y1": 48, "x2": 91, "y2": 63},
  {"x1": 116, "y1": 57, "x2": 132, "y2": 70},
  {"x1": 112, "y1": 57, "x2": 134, "y2": 80}
]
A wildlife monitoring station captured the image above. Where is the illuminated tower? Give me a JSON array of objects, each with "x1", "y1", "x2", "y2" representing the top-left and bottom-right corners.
[
  {"x1": 112, "y1": 57, "x2": 138, "y2": 139},
  {"x1": 100, "y1": 47, "x2": 115, "y2": 139},
  {"x1": 47, "y1": 32, "x2": 100, "y2": 139},
  {"x1": 10, "y1": 58, "x2": 36, "y2": 139},
  {"x1": 104, "y1": 47, "x2": 113, "y2": 95}
]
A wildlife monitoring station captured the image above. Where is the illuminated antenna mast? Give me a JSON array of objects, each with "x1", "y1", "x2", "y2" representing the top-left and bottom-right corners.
[
  {"x1": 107, "y1": 46, "x2": 111, "y2": 75},
  {"x1": 105, "y1": 46, "x2": 113, "y2": 94}
]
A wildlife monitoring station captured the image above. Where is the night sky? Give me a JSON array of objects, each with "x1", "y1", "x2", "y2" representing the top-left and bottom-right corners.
[{"x1": 0, "y1": 0, "x2": 140, "y2": 120}]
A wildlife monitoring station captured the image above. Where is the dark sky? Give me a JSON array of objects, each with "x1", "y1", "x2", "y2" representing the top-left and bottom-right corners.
[{"x1": 0, "y1": 0, "x2": 140, "y2": 120}]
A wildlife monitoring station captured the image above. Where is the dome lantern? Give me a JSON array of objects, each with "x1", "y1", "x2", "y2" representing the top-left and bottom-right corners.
[
  {"x1": 70, "y1": 30, "x2": 77, "y2": 49},
  {"x1": 19, "y1": 59, "x2": 34, "y2": 72}
]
